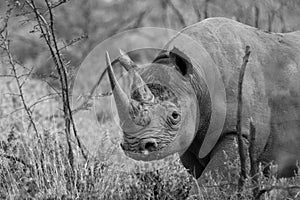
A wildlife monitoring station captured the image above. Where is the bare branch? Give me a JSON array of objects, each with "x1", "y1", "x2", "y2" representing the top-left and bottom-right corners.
[
  {"x1": 254, "y1": 0, "x2": 260, "y2": 28},
  {"x1": 256, "y1": 185, "x2": 300, "y2": 199},
  {"x1": 51, "y1": 0, "x2": 68, "y2": 9},
  {"x1": 236, "y1": 45, "x2": 251, "y2": 192},
  {"x1": 1, "y1": 36, "x2": 40, "y2": 140},
  {"x1": 72, "y1": 92, "x2": 111, "y2": 114},
  {"x1": 26, "y1": 0, "x2": 89, "y2": 168},
  {"x1": 46, "y1": 0, "x2": 88, "y2": 162},
  {"x1": 125, "y1": 9, "x2": 150, "y2": 29},
  {"x1": 192, "y1": 0, "x2": 202, "y2": 22},
  {"x1": 59, "y1": 34, "x2": 88, "y2": 52},
  {"x1": 165, "y1": 0, "x2": 187, "y2": 27},
  {"x1": 203, "y1": 0, "x2": 211, "y2": 19},
  {"x1": 0, "y1": 6, "x2": 12, "y2": 35},
  {"x1": 19, "y1": 66, "x2": 34, "y2": 88},
  {"x1": 106, "y1": 9, "x2": 150, "y2": 38},
  {"x1": 249, "y1": 118, "x2": 259, "y2": 198},
  {"x1": 0, "y1": 7, "x2": 47, "y2": 180}
]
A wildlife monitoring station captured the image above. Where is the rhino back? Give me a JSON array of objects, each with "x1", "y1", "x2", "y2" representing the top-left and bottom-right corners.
[{"x1": 175, "y1": 17, "x2": 300, "y2": 159}]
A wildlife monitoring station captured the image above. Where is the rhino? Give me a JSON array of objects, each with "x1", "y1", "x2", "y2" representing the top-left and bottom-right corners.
[{"x1": 105, "y1": 17, "x2": 300, "y2": 180}]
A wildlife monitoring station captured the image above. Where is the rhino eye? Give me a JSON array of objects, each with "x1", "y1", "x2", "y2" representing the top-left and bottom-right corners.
[
  {"x1": 171, "y1": 111, "x2": 179, "y2": 120},
  {"x1": 168, "y1": 111, "x2": 181, "y2": 125}
]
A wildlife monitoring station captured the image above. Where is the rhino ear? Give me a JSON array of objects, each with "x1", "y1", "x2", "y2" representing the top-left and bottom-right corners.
[{"x1": 169, "y1": 47, "x2": 193, "y2": 77}]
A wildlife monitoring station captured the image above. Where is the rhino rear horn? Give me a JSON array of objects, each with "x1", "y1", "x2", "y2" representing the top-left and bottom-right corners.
[
  {"x1": 118, "y1": 50, "x2": 155, "y2": 103},
  {"x1": 130, "y1": 71, "x2": 155, "y2": 103},
  {"x1": 105, "y1": 52, "x2": 142, "y2": 133},
  {"x1": 118, "y1": 49, "x2": 139, "y2": 71}
]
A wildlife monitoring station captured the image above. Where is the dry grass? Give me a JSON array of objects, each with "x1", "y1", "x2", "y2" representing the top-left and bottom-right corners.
[
  {"x1": 0, "y1": 77, "x2": 299, "y2": 200},
  {"x1": 1, "y1": 0, "x2": 300, "y2": 199}
]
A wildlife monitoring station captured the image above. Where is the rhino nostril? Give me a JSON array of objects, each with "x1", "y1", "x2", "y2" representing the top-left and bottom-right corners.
[{"x1": 142, "y1": 140, "x2": 158, "y2": 152}]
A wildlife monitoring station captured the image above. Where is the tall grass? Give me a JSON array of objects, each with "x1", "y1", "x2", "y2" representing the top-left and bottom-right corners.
[
  {"x1": 0, "y1": 77, "x2": 195, "y2": 199},
  {"x1": 0, "y1": 78, "x2": 299, "y2": 199},
  {"x1": 1, "y1": 0, "x2": 300, "y2": 198}
]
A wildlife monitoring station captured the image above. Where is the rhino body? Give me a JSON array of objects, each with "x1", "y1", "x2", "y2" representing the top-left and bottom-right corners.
[{"x1": 107, "y1": 17, "x2": 300, "y2": 180}]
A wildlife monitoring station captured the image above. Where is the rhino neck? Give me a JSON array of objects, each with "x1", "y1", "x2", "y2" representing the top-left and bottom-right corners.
[{"x1": 188, "y1": 72, "x2": 212, "y2": 156}]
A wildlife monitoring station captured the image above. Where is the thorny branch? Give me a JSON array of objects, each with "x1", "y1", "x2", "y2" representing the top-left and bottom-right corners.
[
  {"x1": 25, "y1": 0, "x2": 74, "y2": 170},
  {"x1": 59, "y1": 34, "x2": 88, "y2": 52},
  {"x1": 45, "y1": 0, "x2": 88, "y2": 162},
  {"x1": 1, "y1": 31, "x2": 40, "y2": 142},
  {"x1": 24, "y1": 0, "x2": 89, "y2": 170},
  {"x1": 0, "y1": 3, "x2": 46, "y2": 178}
]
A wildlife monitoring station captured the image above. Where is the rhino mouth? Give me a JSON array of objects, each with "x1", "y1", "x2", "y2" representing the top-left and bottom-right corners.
[
  {"x1": 120, "y1": 136, "x2": 174, "y2": 161},
  {"x1": 120, "y1": 142, "x2": 169, "y2": 161},
  {"x1": 120, "y1": 139, "x2": 167, "y2": 153}
]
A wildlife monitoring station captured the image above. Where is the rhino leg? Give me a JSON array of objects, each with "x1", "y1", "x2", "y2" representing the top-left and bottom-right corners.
[
  {"x1": 198, "y1": 134, "x2": 242, "y2": 185},
  {"x1": 180, "y1": 150, "x2": 208, "y2": 178},
  {"x1": 258, "y1": 135, "x2": 299, "y2": 178}
]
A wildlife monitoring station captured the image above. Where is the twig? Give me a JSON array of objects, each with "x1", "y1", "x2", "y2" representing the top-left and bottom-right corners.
[
  {"x1": 278, "y1": 4, "x2": 287, "y2": 33},
  {"x1": 165, "y1": 0, "x2": 187, "y2": 27},
  {"x1": 46, "y1": 0, "x2": 88, "y2": 162},
  {"x1": 59, "y1": 34, "x2": 88, "y2": 52},
  {"x1": 44, "y1": 0, "x2": 74, "y2": 167},
  {"x1": 27, "y1": 1, "x2": 76, "y2": 171},
  {"x1": 72, "y1": 92, "x2": 111, "y2": 114},
  {"x1": 126, "y1": 9, "x2": 150, "y2": 29},
  {"x1": 72, "y1": 59, "x2": 121, "y2": 115},
  {"x1": 40, "y1": 77, "x2": 62, "y2": 96},
  {"x1": 1, "y1": 36, "x2": 40, "y2": 140},
  {"x1": 268, "y1": 11, "x2": 275, "y2": 32},
  {"x1": 25, "y1": 0, "x2": 89, "y2": 172},
  {"x1": 254, "y1": 0, "x2": 260, "y2": 28},
  {"x1": 255, "y1": 185, "x2": 300, "y2": 199},
  {"x1": 25, "y1": 0, "x2": 51, "y2": 41},
  {"x1": 249, "y1": 118, "x2": 259, "y2": 198},
  {"x1": 0, "y1": 4, "x2": 45, "y2": 179},
  {"x1": 0, "y1": 153, "x2": 34, "y2": 170},
  {"x1": 106, "y1": 9, "x2": 150, "y2": 38},
  {"x1": 0, "y1": 93, "x2": 59, "y2": 119},
  {"x1": 0, "y1": 6, "x2": 12, "y2": 35},
  {"x1": 50, "y1": 0, "x2": 68, "y2": 9},
  {"x1": 203, "y1": 0, "x2": 211, "y2": 19},
  {"x1": 19, "y1": 66, "x2": 34, "y2": 88},
  {"x1": 68, "y1": 7, "x2": 150, "y2": 97},
  {"x1": 192, "y1": 0, "x2": 202, "y2": 22},
  {"x1": 160, "y1": 0, "x2": 168, "y2": 27},
  {"x1": 236, "y1": 45, "x2": 251, "y2": 192}
]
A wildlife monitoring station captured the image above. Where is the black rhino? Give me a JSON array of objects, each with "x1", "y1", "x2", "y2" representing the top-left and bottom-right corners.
[{"x1": 106, "y1": 17, "x2": 300, "y2": 180}]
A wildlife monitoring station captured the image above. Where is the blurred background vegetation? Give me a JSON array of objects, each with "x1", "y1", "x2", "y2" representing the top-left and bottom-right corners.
[
  {"x1": 1, "y1": 0, "x2": 300, "y2": 82},
  {"x1": 3, "y1": 0, "x2": 300, "y2": 128},
  {"x1": 1, "y1": 0, "x2": 300, "y2": 199}
]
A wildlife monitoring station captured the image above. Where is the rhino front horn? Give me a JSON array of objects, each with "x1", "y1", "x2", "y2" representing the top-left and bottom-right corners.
[{"x1": 105, "y1": 52, "x2": 142, "y2": 133}]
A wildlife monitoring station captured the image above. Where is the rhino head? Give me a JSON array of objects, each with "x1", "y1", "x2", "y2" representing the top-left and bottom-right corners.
[{"x1": 106, "y1": 49, "x2": 200, "y2": 161}]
